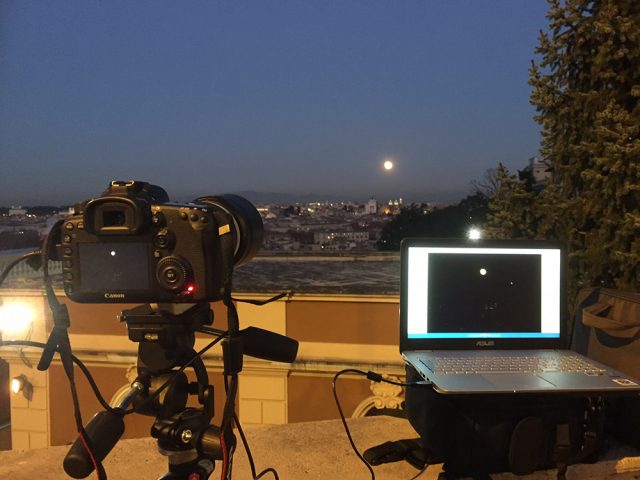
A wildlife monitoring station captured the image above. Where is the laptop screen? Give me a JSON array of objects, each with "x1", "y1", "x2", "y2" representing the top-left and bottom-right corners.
[{"x1": 400, "y1": 238, "x2": 566, "y2": 351}]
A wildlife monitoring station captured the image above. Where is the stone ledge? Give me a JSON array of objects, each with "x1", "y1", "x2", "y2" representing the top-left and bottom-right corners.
[{"x1": 1, "y1": 416, "x2": 640, "y2": 479}]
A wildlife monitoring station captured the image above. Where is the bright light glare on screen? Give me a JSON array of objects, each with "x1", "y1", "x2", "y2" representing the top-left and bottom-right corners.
[
  {"x1": 467, "y1": 227, "x2": 482, "y2": 240},
  {"x1": 0, "y1": 301, "x2": 35, "y2": 337}
]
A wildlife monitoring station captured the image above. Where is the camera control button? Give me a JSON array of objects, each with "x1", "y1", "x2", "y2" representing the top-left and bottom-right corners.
[
  {"x1": 64, "y1": 247, "x2": 72, "y2": 256},
  {"x1": 190, "y1": 213, "x2": 199, "y2": 222},
  {"x1": 154, "y1": 229, "x2": 175, "y2": 249},
  {"x1": 151, "y1": 212, "x2": 165, "y2": 226},
  {"x1": 180, "y1": 212, "x2": 188, "y2": 220},
  {"x1": 201, "y1": 216, "x2": 209, "y2": 223},
  {"x1": 64, "y1": 272, "x2": 73, "y2": 281},
  {"x1": 164, "y1": 268, "x2": 179, "y2": 283},
  {"x1": 65, "y1": 222, "x2": 74, "y2": 231},
  {"x1": 63, "y1": 234, "x2": 72, "y2": 243},
  {"x1": 78, "y1": 221, "x2": 84, "y2": 230}
]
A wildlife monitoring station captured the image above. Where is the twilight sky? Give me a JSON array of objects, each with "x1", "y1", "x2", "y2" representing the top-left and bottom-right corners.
[{"x1": 0, "y1": 1, "x2": 549, "y2": 206}]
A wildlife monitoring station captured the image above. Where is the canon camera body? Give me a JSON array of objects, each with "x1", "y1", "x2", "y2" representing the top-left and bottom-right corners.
[{"x1": 60, "y1": 180, "x2": 263, "y2": 303}]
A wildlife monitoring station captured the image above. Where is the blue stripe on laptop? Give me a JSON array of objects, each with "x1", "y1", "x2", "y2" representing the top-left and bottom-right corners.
[{"x1": 408, "y1": 332, "x2": 560, "y2": 339}]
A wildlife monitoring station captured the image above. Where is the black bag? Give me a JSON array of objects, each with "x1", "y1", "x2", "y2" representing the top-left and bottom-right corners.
[
  {"x1": 404, "y1": 365, "x2": 604, "y2": 479},
  {"x1": 571, "y1": 287, "x2": 640, "y2": 448}
]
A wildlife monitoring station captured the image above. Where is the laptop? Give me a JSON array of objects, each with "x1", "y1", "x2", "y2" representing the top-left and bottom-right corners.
[{"x1": 400, "y1": 238, "x2": 640, "y2": 394}]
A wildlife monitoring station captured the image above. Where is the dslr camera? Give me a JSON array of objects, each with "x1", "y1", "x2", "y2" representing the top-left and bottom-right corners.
[{"x1": 59, "y1": 180, "x2": 263, "y2": 303}]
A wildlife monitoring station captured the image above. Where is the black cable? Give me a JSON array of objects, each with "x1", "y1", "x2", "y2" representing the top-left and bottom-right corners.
[
  {"x1": 232, "y1": 292, "x2": 288, "y2": 306},
  {"x1": 0, "y1": 340, "x2": 116, "y2": 412},
  {"x1": 219, "y1": 373, "x2": 237, "y2": 480},
  {"x1": 0, "y1": 250, "x2": 41, "y2": 286},
  {"x1": 254, "y1": 468, "x2": 280, "y2": 480},
  {"x1": 332, "y1": 369, "x2": 376, "y2": 480},
  {"x1": 332, "y1": 369, "x2": 423, "y2": 480},
  {"x1": 198, "y1": 326, "x2": 227, "y2": 337},
  {"x1": 338, "y1": 368, "x2": 421, "y2": 387},
  {"x1": 233, "y1": 410, "x2": 257, "y2": 479},
  {"x1": 408, "y1": 465, "x2": 429, "y2": 480},
  {"x1": 225, "y1": 360, "x2": 280, "y2": 480}
]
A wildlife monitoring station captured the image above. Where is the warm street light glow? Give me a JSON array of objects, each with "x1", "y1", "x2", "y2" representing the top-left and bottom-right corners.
[
  {"x1": 383, "y1": 159, "x2": 394, "y2": 171},
  {"x1": 0, "y1": 300, "x2": 35, "y2": 337},
  {"x1": 11, "y1": 374, "x2": 33, "y2": 400},
  {"x1": 11, "y1": 377, "x2": 23, "y2": 394}
]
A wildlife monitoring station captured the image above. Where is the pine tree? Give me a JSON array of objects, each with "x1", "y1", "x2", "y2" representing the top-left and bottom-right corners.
[
  {"x1": 485, "y1": 163, "x2": 537, "y2": 239},
  {"x1": 489, "y1": 0, "x2": 640, "y2": 300}
]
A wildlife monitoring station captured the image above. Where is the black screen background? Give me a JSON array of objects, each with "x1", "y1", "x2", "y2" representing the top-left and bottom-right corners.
[
  {"x1": 79, "y1": 243, "x2": 150, "y2": 291},
  {"x1": 427, "y1": 253, "x2": 542, "y2": 333}
]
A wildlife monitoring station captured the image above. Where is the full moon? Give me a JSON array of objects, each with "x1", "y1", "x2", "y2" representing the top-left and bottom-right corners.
[{"x1": 383, "y1": 159, "x2": 394, "y2": 171}]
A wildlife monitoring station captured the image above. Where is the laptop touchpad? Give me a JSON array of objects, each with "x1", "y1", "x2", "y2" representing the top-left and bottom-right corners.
[{"x1": 483, "y1": 374, "x2": 557, "y2": 392}]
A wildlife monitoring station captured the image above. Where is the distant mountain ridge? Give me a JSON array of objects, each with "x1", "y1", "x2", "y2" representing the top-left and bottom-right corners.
[{"x1": 230, "y1": 191, "x2": 356, "y2": 204}]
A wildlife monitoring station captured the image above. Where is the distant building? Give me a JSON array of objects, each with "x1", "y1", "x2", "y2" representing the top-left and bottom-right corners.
[
  {"x1": 314, "y1": 230, "x2": 369, "y2": 244},
  {"x1": 8, "y1": 207, "x2": 27, "y2": 217},
  {"x1": 365, "y1": 198, "x2": 378, "y2": 215},
  {"x1": 520, "y1": 156, "x2": 552, "y2": 189}
]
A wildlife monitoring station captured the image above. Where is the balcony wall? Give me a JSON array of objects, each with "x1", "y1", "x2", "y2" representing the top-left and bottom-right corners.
[{"x1": 0, "y1": 289, "x2": 404, "y2": 449}]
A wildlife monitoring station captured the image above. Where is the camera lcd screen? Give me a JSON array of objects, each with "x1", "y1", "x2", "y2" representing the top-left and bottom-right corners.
[{"x1": 79, "y1": 243, "x2": 150, "y2": 291}]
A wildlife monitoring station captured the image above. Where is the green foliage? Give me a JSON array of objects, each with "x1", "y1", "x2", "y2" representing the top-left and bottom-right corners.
[
  {"x1": 484, "y1": 164, "x2": 536, "y2": 239},
  {"x1": 376, "y1": 193, "x2": 488, "y2": 251},
  {"x1": 488, "y1": 0, "x2": 640, "y2": 302}
]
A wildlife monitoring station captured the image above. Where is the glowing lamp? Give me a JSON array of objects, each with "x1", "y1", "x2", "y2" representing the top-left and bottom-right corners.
[
  {"x1": 11, "y1": 374, "x2": 33, "y2": 401},
  {"x1": 0, "y1": 300, "x2": 36, "y2": 338}
]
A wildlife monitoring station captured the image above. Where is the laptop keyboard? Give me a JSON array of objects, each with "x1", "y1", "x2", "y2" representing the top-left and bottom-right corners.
[{"x1": 425, "y1": 355, "x2": 607, "y2": 375}]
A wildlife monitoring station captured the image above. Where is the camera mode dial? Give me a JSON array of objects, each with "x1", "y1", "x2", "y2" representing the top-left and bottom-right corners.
[{"x1": 156, "y1": 256, "x2": 192, "y2": 291}]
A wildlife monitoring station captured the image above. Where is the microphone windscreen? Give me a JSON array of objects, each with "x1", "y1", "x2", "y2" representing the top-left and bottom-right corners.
[{"x1": 239, "y1": 326, "x2": 298, "y2": 363}]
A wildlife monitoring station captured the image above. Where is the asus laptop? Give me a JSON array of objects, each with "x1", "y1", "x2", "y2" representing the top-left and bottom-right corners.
[{"x1": 400, "y1": 238, "x2": 640, "y2": 394}]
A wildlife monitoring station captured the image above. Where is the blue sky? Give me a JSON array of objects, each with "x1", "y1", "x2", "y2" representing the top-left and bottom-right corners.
[{"x1": 0, "y1": 1, "x2": 550, "y2": 205}]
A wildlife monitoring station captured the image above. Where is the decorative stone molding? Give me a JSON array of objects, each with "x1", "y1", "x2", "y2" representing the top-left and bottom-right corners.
[{"x1": 351, "y1": 374, "x2": 404, "y2": 418}]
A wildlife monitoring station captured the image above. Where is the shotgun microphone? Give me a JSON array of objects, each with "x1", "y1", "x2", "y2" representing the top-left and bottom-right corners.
[{"x1": 239, "y1": 326, "x2": 298, "y2": 363}]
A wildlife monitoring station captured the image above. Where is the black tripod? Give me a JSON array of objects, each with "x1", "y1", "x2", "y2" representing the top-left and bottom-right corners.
[
  {"x1": 124, "y1": 302, "x2": 229, "y2": 480},
  {"x1": 64, "y1": 302, "x2": 232, "y2": 480}
]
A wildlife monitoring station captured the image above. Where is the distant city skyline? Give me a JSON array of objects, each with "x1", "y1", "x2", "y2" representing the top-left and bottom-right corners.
[
  {"x1": 0, "y1": 190, "x2": 412, "y2": 208},
  {"x1": 1, "y1": 1, "x2": 549, "y2": 205}
]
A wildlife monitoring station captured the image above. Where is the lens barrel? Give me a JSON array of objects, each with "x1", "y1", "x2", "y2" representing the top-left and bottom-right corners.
[{"x1": 194, "y1": 194, "x2": 263, "y2": 266}]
